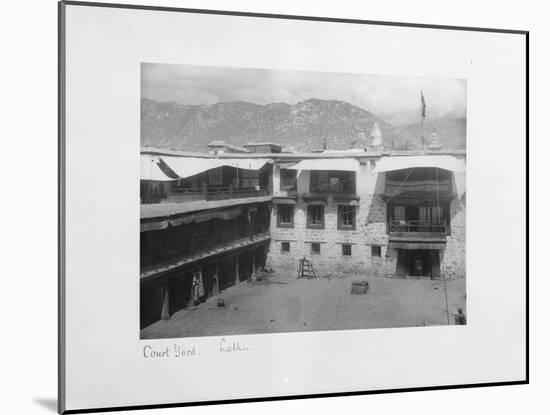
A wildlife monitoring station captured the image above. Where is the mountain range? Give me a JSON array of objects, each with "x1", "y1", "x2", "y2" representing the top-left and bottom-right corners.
[{"x1": 141, "y1": 97, "x2": 466, "y2": 152}]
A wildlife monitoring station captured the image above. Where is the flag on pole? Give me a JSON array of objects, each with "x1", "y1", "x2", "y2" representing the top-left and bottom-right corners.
[{"x1": 421, "y1": 90, "x2": 427, "y2": 119}]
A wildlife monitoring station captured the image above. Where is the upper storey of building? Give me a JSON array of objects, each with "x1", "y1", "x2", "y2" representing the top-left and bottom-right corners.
[{"x1": 140, "y1": 145, "x2": 466, "y2": 221}]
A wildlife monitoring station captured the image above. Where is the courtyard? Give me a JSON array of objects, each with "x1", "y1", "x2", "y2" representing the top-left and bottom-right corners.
[{"x1": 140, "y1": 270, "x2": 466, "y2": 339}]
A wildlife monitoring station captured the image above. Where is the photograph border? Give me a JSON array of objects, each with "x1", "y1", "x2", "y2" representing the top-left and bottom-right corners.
[{"x1": 58, "y1": 1, "x2": 529, "y2": 413}]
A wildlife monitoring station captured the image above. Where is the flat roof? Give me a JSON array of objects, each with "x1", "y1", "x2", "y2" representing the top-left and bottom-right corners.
[{"x1": 142, "y1": 146, "x2": 466, "y2": 160}]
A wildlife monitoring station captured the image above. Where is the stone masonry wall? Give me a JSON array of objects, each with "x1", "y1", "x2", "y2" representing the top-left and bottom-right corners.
[
  {"x1": 267, "y1": 158, "x2": 466, "y2": 279},
  {"x1": 441, "y1": 196, "x2": 466, "y2": 279}
]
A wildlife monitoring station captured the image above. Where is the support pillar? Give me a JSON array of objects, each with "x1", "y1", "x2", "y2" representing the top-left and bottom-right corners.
[
  {"x1": 213, "y1": 263, "x2": 219, "y2": 295},
  {"x1": 235, "y1": 256, "x2": 240, "y2": 285},
  {"x1": 251, "y1": 249, "x2": 257, "y2": 278},
  {"x1": 160, "y1": 282, "x2": 170, "y2": 321}
]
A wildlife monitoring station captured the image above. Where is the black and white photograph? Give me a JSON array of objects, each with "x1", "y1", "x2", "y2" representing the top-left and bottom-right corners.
[
  {"x1": 139, "y1": 64, "x2": 467, "y2": 338},
  {"x1": 53, "y1": 2, "x2": 529, "y2": 413}
]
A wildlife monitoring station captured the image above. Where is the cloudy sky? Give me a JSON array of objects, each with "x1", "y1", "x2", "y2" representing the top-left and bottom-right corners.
[{"x1": 141, "y1": 63, "x2": 466, "y2": 126}]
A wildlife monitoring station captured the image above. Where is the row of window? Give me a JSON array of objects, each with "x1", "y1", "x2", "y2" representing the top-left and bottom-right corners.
[
  {"x1": 280, "y1": 241, "x2": 382, "y2": 257},
  {"x1": 277, "y1": 204, "x2": 356, "y2": 230}
]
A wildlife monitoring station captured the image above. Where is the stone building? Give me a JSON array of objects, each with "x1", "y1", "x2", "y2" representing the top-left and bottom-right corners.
[
  {"x1": 139, "y1": 146, "x2": 466, "y2": 329},
  {"x1": 139, "y1": 149, "x2": 273, "y2": 329},
  {"x1": 268, "y1": 150, "x2": 466, "y2": 280}
]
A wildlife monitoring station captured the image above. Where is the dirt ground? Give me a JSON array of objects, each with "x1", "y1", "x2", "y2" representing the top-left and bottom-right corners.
[{"x1": 140, "y1": 271, "x2": 466, "y2": 339}]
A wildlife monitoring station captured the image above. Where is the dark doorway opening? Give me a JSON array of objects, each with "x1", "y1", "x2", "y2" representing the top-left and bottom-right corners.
[{"x1": 396, "y1": 249, "x2": 441, "y2": 279}]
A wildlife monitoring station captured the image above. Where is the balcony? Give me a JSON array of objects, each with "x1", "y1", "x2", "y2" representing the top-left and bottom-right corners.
[
  {"x1": 388, "y1": 220, "x2": 448, "y2": 241},
  {"x1": 140, "y1": 231, "x2": 271, "y2": 282},
  {"x1": 166, "y1": 185, "x2": 269, "y2": 203}
]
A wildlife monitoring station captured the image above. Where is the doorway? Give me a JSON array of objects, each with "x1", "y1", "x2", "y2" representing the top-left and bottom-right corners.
[{"x1": 396, "y1": 249, "x2": 441, "y2": 279}]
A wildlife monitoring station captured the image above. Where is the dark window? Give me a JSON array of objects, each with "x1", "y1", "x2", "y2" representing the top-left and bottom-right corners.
[
  {"x1": 311, "y1": 243, "x2": 321, "y2": 254},
  {"x1": 280, "y1": 169, "x2": 297, "y2": 191},
  {"x1": 393, "y1": 206, "x2": 406, "y2": 222},
  {"x1": 342, "y1": 244, "x2": 352, "y2": 256},
  {"x1": 419, "y1": 206, "x2": 443, "y2": 224},
  {"x1": 371, "y1": 245, "x2": 382, "y2": 257},
  {"x1": 337, "y1": 205, "x2": 356, "y2": 230},
  {"x1": 277, "y1": 205, "x2": 294, "y2": 228},
  {"x1": 307, "y1": 204, "x2": 325, "y2": 229},
  {"x1": 208, "y1": 167, "x2": 223, "y2": 185},
  {"x1": 281, "y1": 242, "x2": 290, "y2": 252},
  {"x1": 310, "y1": 170, "x2": 356, "y2": 193}
]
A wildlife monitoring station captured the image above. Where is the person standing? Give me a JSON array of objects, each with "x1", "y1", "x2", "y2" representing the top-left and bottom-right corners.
[{"x1": 455, "y1": 308, "x2": 467, "y2": 325}]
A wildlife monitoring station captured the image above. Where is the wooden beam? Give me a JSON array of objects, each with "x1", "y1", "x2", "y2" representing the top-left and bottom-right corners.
[{"x1": 160, "y1": 283, "x2": 170, "y2": 320}]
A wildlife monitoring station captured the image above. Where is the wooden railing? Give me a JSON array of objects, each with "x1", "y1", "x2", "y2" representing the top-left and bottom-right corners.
[
  {"x1": 141, "y1": 228, "x2": 270, "y2": 268},
  {"x1": 389, "y1": 220, "x2": 447, "y2": 233},
  {"x1": 167, "y1": 185, "x2": 268, "y2": 201},
  {"x1": 385, "y1": 179, "x2": 451, "y2": 197}
]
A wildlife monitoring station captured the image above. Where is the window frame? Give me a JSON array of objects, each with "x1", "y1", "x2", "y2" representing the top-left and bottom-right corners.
[
  {"x1": 310, "y1": 242, "x2": 321, "y2": 255},
  {"x1": 281, "y1": 241, "x2": 290, "y2": 253},
  {"x1": 337, "y1": 205, "x2": 356, "y2": 230},
  {"x1": 306, "y1": 204, "x2": 325, "y2": 229},
  {"x1": 342, "y1": 244, "x2": 352, "y2": 256},
  {"x1": 280, "y1": 168, "x2": 297, "y2": 191},
  {"x1": 276, "y1": 205, "x2": 295, "y2": 228},
  {"x1": 371, "y1": 245, "x2": 382, "y2": 257}
]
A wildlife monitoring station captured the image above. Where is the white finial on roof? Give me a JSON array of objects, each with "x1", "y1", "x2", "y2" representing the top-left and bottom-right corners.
[
  {"x1": 428, "y1": 129, "x2": 442, "y2": 150},
  {"x1": 370, "y1": 122, "x2": 383, "y2": 146}
]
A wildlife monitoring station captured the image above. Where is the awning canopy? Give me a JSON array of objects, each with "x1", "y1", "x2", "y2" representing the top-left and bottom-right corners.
[
  {"x1": 140, "y1": 156, "x2": 177, "y2": 181},
  {"x1": 374, "y1": 155, "x2": 466, "y2": 173},
  {"x1": 141, "y1": 208, "x2": 243, "y2": 232},
  {"x1": 288, "y1": 158, "x2": 360, "y2": 172},
  {"x1": 159, "y1": 157, "x2": 225, "y2": 179},
  {"x1": 158, "y1": 156, "x2": 272, "y2": 179}
]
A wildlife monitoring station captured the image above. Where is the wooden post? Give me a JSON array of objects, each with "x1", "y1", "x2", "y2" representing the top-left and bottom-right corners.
[
  {"x1": 213, "y1": 263, "x2": 219, "y2": 295},
  {"x1": 235, "y1": 255, "x2": 240, "y2": 285},
  {"x1": 251, "y1": 249, "x2": 256, "y2": 278},
  {"x1": 160, "y1": 283, "x2": 170, "y2": 321}
]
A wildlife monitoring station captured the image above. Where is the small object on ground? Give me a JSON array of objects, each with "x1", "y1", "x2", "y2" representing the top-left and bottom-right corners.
[
  {"x1": 433, "y1": 286, "x2": 439, "y2": 290},
  {"x1": 256, "y1": 274, "x2": 263, "y2": 281},
  {"x1": 190, "y1": 306, "x2": 197, "y2": 311},
  {"x1": 270, "y1": 319, "x2": 276, "y2": 322},
  {"x1": 297, "y1": 256, "x2": 318, "y2": 279},
  {"x1": 217, "y1": 299, "x2": 225, "y2": 307},
  {"x1": 233, "y1": 306, "x2": 239, "y2": 310},
  {"x1": 262, "y1": 266, "x2": 274, "y2": 273},
  {"x1": 351, "y1": 280, "x2": 369, "y2": 294}
]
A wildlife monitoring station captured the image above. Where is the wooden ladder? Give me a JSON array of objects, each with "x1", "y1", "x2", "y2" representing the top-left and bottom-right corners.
[{"x1": 297, "y1": 256, "x2": 317, "y2": 279}]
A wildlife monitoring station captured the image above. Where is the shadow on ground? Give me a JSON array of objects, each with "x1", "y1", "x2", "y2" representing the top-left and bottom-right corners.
[{"x1": 34, "y1": 398, "x2": 57, "y2": 413}]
